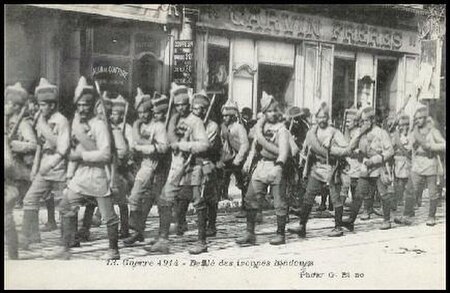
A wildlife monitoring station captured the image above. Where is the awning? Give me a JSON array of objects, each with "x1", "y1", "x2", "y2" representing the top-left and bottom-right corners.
[{"x1": 26, "y1": 4, "x2": 181, "y2": 25}]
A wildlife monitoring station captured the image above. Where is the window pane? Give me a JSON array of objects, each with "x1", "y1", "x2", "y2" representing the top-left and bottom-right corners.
[
  {"x1": 134, "y1": 33, "x2": 161, "y2": 57},
  {"x1": 91, "y1": 56, "x2": 131, "y2": 97},
  {"x1": 93, "y1": 27, "x2": 130, "y2": 56}
]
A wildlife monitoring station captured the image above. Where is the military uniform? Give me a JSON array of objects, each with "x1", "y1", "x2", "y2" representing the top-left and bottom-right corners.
[
  {"x1": 288, "y1": 104, "x2": 355, "y2": 238},
  {"x1": 124, "y1": 90, "x2": 169, "y2": 246},
  {"x1": 395, "y1": 105, "x2": 446, "y2": 226},
  {"x1": 21, "y1": 78, "x2": 69, "y2": 248},
  {"x1": 390, "y1": 114, "x2": 411, "y2": 209},
  {"x1": 149, "y1": 84, "x2": 210, "y2": 254},
  {"x1": 4, "y1": 82, "x2": 33, "y2": 258},
  {"x1": 341, "y1": 109, "x2": 362, "y2": 211},
  {"x1": 6, "y1": 84, "x2": 37, "y2": 209},
  {"x1": 342, "y1": 107, "x2": 395, "y2": 230},
  {"x1": 55, "y1": 76, "x2": 120, "y2": 260},
  {"x1": 218, "y1": 100, "x2": 250, "y2": 207},
  {"x1": 236, "y1": 92, "x2": 291, "y2": 246}
]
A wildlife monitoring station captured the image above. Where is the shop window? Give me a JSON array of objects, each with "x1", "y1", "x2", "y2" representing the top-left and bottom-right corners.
[
  {"x1": 375, "y1": 59, "x2": 398, "y2": 125},
  {"x1": 91, "y1": 56, "x2": 131, "y2": 98},
  {"x1": 207, "y1": 45, "x2": 229, "y2": 122},
  {"x1": 332, "y1": 58, "x2": 355, "y2": 127},
  {"x1": 132, "y1": 54, "x2": 163, "y2": 97},
  {"x1": 257, "y1": 64, "x2": 294, "y2": 112},
  {"x1": 93, "y1": 27, "x2": 130, "y2": 56}
]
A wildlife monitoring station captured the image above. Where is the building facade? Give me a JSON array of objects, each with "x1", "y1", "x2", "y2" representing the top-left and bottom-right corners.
[{"x1": 5, "y1": 4, "x2": 443, "y2": 126}]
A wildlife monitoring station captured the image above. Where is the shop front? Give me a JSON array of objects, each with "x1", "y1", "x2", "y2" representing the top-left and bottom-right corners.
[
  {"x1": 194, "y1": 6, "x2": 421, "y2": 124},
  {"x1": 5, "y1": 4, "x2": 179, "y2": 118}
]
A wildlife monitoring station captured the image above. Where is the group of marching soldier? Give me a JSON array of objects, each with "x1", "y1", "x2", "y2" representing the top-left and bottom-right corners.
[{"x1": 4, "y1": 76, "x2": 446, "y2": 260}]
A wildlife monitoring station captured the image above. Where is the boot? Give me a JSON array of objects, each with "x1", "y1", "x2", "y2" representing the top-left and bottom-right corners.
[
  {"x1": 6, "y1": 215, "x2": 18, "y2": 259},
  {"x1": 328, "y1": 196, "x2": 334, "y2": 211},
  {"x1": 269, "y1": 216, "x2": 286, "y2": 245},
  {"x1": 328, "y1": 206, "x2": 344, "y2": 237},
  {"x1": 69, "y1": 214, "x2": 81, "y2": 248},
  {"x1": 175, "y1": 200, "x2": 189, "y2": 236},
  {"x1": 91, "y1": 208, "x2": 102, "y2": 227},
  {"x1": 255, "y1": 211, "x2": 263, "y2": 223},
  {"x1": 44, "y1": 215, "x2": 73, "y2": 260},
  {"x1": 235, "y1": 205, "x2": 247, "y2": 218},
  {"x1": 236, "y1": 209, "x2": 257, "y2": 245},
  {"x1": 360, "y1": 198, "x2": 372, "y2": 220},
  {"x1": 317, "y1": 195, "x2": 327, "y2": 211},
  {"x1": 342, "y1": 198, "x2": 362, "y2": 232},
  {"x1": 147, "y1": 206, "x2": 171, "y2": 254},
  {"x1": 206, "y1": 203, "x2": 217, "y2": 237},
  {"x1": 416, "y1": 192, "x2": 423, "y2": 207},
  {"x1": 20, "y1": 210, "x2": 40, "y2": 249},
  {"x1": 379, "y1": 198, "x2": 392, "y2": 230},
  {"x1": 118, "y1": 204, "x2": 130, "y2": 239},
  {"x1": 189, "y1": 209, "x2": 208, "y2": 254},
  {"x1": 77, "y1": 204, "x2": 95, "y2": 242},
  {"x1": 123, "y1": 211, "x2": 145, "y2": 246},
  {"x1": 99, "y1": 224, "x2": 120, "y2": 260},
  {"x1": 41, "y1": 198, "x2": 57, "y2": 232},
  {"x1": 426, "y1": 199, "x2": 438, "y2": 226},
  {"x1": 287, "y1": 204, "x2": 312, "y2": 238}
]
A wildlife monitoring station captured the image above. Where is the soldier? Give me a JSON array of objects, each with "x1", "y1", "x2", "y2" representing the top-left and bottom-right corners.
[
  {"x1": 189, "y1": 90, "x2": 221, "y2": 241},
  {"x1": 4, "y1": 82, "x2": 33, "y2": 259},
  {"x1": 241, "y1": 107, "x2": 257, "y2": 134},
  {"x1": 394, "y1": 104, "x2": 446, "y2": 226},
  {"x1": 236, "y1": 92, "x2": 291, "y2": 246},
  {"x1": 148, "y1": 84, "x2": 210, "y2": 254},
  {"x1": 390, "y1": 113, "x2": 411, "y2": 210},
  {"x1": 50, "y1": 76, "x2": 120, "y2": 260},
  {"x1": 340, "y1": 109, "x2": 362, "y2": 206},
  {"x1": 124, "y1": 89, "x2": 169, "y2": 246},
  {"x1": 79, "y1": 95, "x2": 134, "y2": 241},
  {"x1": 288, "y1": 103, "x2": 358, "y2": 238},
  {"x1": 21, "y1": 78, "x2": 69, "y2": 249},
  {"x1": 217, "y1": 100, "x2": 250, "y2": 215},
  {"x1": 341, "y1": 106, "x2": 395, "y2": 231},
  {"x1": 5, "y1": 84, "x2": 37, "y2": 212}
]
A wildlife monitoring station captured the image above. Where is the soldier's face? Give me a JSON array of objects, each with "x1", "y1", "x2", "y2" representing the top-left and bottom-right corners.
[
  {"x1": 242, "y1": 113, "x2": 251, "y2": 121},
  {"x1": 223, "y1": 114, "x2": 233, "y2": 125},
  {"x1": 137, "y1": 105, "x2": 151, "y2": 123},
  {"x1": 265, "y1": 104, "x2": 280, "y2": 123},
  {"x1": 77, "y1": 97, "x2": 94, "y2": 121},
  {"x1": 4, "y1": 100, "x2": 17, "y2": 116},
  {"x1": 28, "y1": 101, "x2": 38, "y2": 117},
  {"x1": 38, "y1": 101, "x2": 55, "y2": 118},
  {"x1": 192, "y1": 104, "x2": 206, "y2": 119},
  {"x1": 316, "y1": 113, "x2": 328, "y2": 128},
  {"x1": 399, "y1": 123, "x2": 409, "y2": 133},
  {"x1": 361, "y1": 115, "x2": 374, "y2": 129},
  {"x1": 175, "y1": 102, "x2": 190, "y2": 117},
  {"x1": 415, "y1": 114, "x2": 426, "y2": 128},
  {"x1": 152, "y1": 110, "x2": 165, "y2": 122},
  {"x1": 346, "y1": 117, "x2": 356, "y2": 129},
  {"x1": 110, "y1": 110, "x2": 122, "y2": 125}
]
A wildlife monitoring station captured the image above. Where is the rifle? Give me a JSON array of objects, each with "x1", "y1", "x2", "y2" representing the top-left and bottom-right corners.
[
  {"x1": 165, "y1": 90, "x2": 175, "y2": 130},
  {"x1": 122, "y1": 100, "x2": 129, "y2": 137},
  {"x1": 94, "y1": 81, "x2": 117, "y2": 189},
  {"x1": 7, "y1": 106, "x2": 27, "y2": 141},
  {"x1": 29, "y1": 110, "x2": 43, "y2": 180}
]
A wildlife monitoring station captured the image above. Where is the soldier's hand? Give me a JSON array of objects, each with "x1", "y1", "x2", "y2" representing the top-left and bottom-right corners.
[
  {"x1": 232, "y1": 158, "x2": 241, "y2": 167},
  {"x1": 69, "y1": 150, "x2": 83, "y2": 162},
  {"x1": 216, "y1": 161, "x2": 225, "y2": 169},
  {"x1": 171, "y1": 142, "x2": 180, "y2": 152},
  {"x1": 364, "y1": 159, "x2": 374, "y2": 167},
  {"x1": 39, "y1": 161, "x2": 53, "y2": 175}
]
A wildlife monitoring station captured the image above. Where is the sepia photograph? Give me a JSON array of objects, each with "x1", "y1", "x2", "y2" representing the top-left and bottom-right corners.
[{"x1": 4, "y1": 3, "x2": 446, "y2": 289}]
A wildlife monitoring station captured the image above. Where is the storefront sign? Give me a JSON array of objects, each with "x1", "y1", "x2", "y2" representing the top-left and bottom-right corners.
[
  {"x1": 91, "y1": 58, "x2": 130, "y2": 93},
  {"x1": 198, "y1": 7, "x2": 419, "y2": 54},
  {"x1": 173, "y1": 40, "x2": 194, "y2": 85}
]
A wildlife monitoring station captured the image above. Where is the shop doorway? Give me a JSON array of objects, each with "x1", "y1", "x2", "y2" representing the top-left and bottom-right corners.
[
  {"x1": 332, "y1": 58, "x2": 356, "y2": 128},
  {"x1": 375, "y1": 58, "x2": 398, "y2": 124},
  {"x1": 207, "y1": 45, "x2": 229, "y2": 123},
  {"x1": 257, "y1": 64, "x2": 294, "y2": 112},
  {"x1": 132, "y1": 53, "x2": 162, "y2": 97}
]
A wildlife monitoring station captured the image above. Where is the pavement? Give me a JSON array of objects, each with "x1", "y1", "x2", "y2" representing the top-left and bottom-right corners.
[{"x1": 4, "y1": 184, "x2": 446, "y2": 289}]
